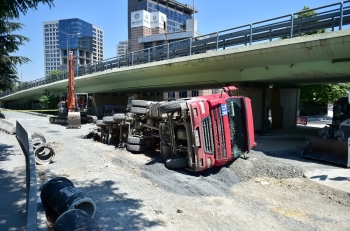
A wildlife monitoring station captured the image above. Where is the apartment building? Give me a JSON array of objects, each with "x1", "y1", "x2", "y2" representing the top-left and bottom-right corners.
[{"x1": 43, "y1": 18, "x2": 104, "y2": 76}]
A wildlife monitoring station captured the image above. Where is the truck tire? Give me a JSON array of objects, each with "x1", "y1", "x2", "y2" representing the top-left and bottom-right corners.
[
  {"x1": 130, "y1": 107, "x2": 147, "y2": 115},
  {"x1": 102, "y1": 116, "x2": 115, "y2": 124},
  {"x1": 131, "y1": 100, "x2": 148, "y2": 107},
  {"x1": 96, "y1": 120, "x2": 107, "y2": 127},
  {"x1": 113, "y1": 113, "x2": 126, "y2": 121},
  {"x1": 165, "y1": 158, "x2": 188, "y2": 169},
  {"x1": 158, "y1": 101, "x2": 182, "y2": 114},
  {"x1": 127, "y1": 136, "x2": 146, "y2": 145},
  {"x1": 0, "y1": 112, "x2": 5, "y2": 119},
  {"x1": 126, "y1": 144, "x2": 146, "y2": 152}
]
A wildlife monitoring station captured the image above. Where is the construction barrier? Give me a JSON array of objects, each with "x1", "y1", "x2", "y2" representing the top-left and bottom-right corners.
[
  {"x1": 0, "y1": 118, "x2": 16, "y2": 134},
  {"x1": 296, "y1": 117, "x2": 308, "y2": 125}
]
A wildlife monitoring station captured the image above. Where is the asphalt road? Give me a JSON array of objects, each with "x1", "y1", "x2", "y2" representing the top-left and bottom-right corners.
[{"x1": 1, "y1": 111, "x2": 349, "y2": 231}]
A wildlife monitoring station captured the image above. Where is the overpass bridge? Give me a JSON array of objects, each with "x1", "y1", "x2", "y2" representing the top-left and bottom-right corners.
[{"x1": 1, "y1": 1, "x2": 350, "y2": 130}]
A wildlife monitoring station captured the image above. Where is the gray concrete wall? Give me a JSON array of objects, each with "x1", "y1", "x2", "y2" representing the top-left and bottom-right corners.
[
  {"x1": 238, "y1": 88, "x2": 263, "y2": 131},
  {"x1": 280, "y1": 88, "x2": 299, "y2": 128}
]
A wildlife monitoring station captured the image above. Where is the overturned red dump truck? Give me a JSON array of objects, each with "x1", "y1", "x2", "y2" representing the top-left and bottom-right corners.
[{"x1": 96, "y1": 86, "x2": 256, "y2": 172}]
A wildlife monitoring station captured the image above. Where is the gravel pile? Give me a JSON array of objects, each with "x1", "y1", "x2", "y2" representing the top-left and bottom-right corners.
[
  {"x1": 229, "y1": 150, "x2": 304, "y2": 181},
  {"x1": 141, "y1": 158, "x2": 240, "y2": 197}
]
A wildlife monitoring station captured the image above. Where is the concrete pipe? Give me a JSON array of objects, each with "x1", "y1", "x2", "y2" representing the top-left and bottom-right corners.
[
  {"x1": 40, "y1": 177, "x2": 96, "y2": 218},
  {"x1": 54, "y1": 209, "x2": 101, "y2": 231}
]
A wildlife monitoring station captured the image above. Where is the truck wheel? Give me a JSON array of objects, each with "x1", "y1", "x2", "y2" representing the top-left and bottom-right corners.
[
  {"x1": 165, "y1": 158, "x2": 188, "y2": 169},
  {"x1": 127, "y1": 136, "x2": 146, "y2": 145},
  {"x1": 96, "y1": 120, "x2": 107, "y2": 127},
  {"x1": 0, "y1": 112, "x2": 5, "y2": 119},
  {"x1": 130, "y1": 107, "x2": 147, "y2": 115},
  {"x1": 102, "y1": 116, "x2": 115, "y2": 124},
  {"x1": 126, "y1": 144, "x2": 146, "y2": 152},
  {"x1": 113, "y1": 113, "x2": 126, "y2": 121},
  {"x1": 131, "y1": 100, "x2": 148, "y2": 107},
  {"x1": 158, "y1": 101, "x2": 182, "y2": 114}
]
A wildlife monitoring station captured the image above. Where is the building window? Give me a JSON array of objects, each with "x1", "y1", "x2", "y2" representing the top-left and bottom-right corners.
[
  {"x1": 212, "y1": 89, "x2": 220, "y2": 94},
  {"x1": 192, "y1": 91, "x2": 199, "y2": 97},
  {"x1": 168, "y1": 92, "x2": 175, "y2": 100},
  {"x1": 179, "y1": 91, "x2": 187, "y2": 98}
]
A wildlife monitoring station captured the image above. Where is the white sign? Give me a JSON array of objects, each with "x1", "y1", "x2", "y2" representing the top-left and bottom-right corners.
[
  {"x1": 138, "y1": 34, "x2": 166, "y2": 43},
  {"x1": 131, "y1": 10, "x2": 150, "y2": 28},
  {"x1": 167, "y1": 31, "x2": 194, "y2": 40},
  {"x1": 150, "y1": 12, "x2": 167, "y2": 29}
]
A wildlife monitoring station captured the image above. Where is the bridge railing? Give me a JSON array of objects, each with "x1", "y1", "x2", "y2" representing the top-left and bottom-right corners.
[{"x1": 1, "y1": 0, "x2": 349, "y2": 98}]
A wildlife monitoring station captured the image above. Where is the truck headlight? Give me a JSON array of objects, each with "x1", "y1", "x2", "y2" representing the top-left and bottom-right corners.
[{"x1": 194, "y1": 129, "x2": 200, "y2": 147}]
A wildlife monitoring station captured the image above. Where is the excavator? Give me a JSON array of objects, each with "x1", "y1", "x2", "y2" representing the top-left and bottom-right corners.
[
  {"x1": 301, "y1": 93, "x2": 350, "y2": 167},
  {"x1": 49, "y1": 51, "x2": 96, "y2": 128}
]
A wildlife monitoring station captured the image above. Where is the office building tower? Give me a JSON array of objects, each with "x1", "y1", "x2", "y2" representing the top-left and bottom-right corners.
[
  {"x1": 117, "y1": 40, "x2": 128, "y2": 57},
  {"x1": 128, "y1": 0, "x2": 197, "y2": 52},
  {"x1": 43, "y1": 18, "x2": 104, "y2": 76}
]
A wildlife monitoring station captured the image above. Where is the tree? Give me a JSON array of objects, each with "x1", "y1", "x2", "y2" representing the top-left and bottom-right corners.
[
  {"x1": 290, "y1": 7, "x2": 347, "y2": 104},
  {"x1": 38, "y1": 89, "x2": 57, "y2": 109},
  {"x1": 0, "y1": 0, "x2": 54, "y2": 91},
  {"x1": 293, "y1": 6, "x2": 326, "y2": 37},
  {"x1": 300, "y1": 83, "x2": 350, "y2": 104},
  {"x1": 47, "y1": 69, "x2": 63, "y2": 79}
]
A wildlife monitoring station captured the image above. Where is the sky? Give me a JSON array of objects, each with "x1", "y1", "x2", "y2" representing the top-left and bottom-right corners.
[{"x1": 14, "y1": 0, "x2": 342, "y2": 82}]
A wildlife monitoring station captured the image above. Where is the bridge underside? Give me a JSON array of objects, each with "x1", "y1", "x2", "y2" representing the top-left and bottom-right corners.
[{"x1": 2, "y1": 30, "x2": 350, "y2": 101}]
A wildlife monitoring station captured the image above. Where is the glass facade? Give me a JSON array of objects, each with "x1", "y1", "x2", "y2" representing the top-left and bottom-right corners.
[
  {"x1": 147, "y1": 1, "x2": 192, "y2": 32},
  {"x1": 58, "y1": 18, "x2": 93, "y2": 52}
]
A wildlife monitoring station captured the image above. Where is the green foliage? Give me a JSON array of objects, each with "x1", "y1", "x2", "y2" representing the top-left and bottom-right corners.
[
  {"x1": 0, "y1": 0, "x2": 54, "y2": 91},
  {"x1": 300, "y1": 83, "x2": 350, "y2": 104},
  {"x1": 294, "y1": 6, "x2": 326, "y2": 36},
  {"x1": 38, "y1": 89, "x2": 57, "y2": 109},
  {"x1": 47, "y1": 69, "x2": 63, "y2": 79},
  {"x1": 281, "y1": 6, "x2": 326, "y2": 39},
  {"x1": 0, "y1": 0, "x2": 54, "y2": 18}
]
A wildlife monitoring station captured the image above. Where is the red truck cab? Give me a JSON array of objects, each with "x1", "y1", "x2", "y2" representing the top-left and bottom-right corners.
[{"x1": 186, "y1": 90, "x2": 255, "y2": 172}]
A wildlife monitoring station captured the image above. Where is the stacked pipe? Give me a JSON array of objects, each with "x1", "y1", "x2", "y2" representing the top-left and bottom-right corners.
[
  {"x1": 40, "y1": 177, "x2": 101, "y2": 230},
  {"x1": 31, "y1": 132, "x2": 55, "y2": 164}
]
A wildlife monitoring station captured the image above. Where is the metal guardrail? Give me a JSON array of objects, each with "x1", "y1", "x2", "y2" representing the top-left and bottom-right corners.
[
  {"x1": 16, "y1": 121, "x2": 37, "y2": 231},
  {"x1": 1, "y1": 1, "x2": 350, "y2": 97}
]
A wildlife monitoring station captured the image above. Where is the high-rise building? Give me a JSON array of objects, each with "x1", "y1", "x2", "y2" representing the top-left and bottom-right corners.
[
  {"x1": 117, "y1": 40, "x2": 128, "y2": 57},
  {"x1": 127, "y1": 0, "x2": 196, "y2": 52},
  {"x1": 43, "y1": 18, "x2": 104, "y2": 76}
]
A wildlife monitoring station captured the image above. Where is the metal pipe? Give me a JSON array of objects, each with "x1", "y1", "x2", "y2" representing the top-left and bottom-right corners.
[
  {"x1": 290, "y1": 14, "x2": 294, "y2": 38},
  {"x1": 340, "y1": 2, "x2": 344, "y2": 30}
]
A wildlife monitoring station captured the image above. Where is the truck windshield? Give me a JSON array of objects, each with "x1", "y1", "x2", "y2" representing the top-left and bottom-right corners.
[{"x1": 226, "y1": 98, "x2": 247, "y2": 158}]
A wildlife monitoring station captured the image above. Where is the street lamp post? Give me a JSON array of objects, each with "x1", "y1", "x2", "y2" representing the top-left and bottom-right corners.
[{"x1": 54, "y1": 28, "x2": 80, "y2": 69}]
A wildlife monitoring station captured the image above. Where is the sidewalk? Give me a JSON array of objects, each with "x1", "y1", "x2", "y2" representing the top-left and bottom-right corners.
[{"x1": 0, "y1": 132, "x2": 26, "y2": 230}]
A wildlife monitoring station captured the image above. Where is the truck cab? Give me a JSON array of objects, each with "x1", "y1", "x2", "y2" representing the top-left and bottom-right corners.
[{"x1": 175, "y1": 91, "x2": 255, "y2": 171}]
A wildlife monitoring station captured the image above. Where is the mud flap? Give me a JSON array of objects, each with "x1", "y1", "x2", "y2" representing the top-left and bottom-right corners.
[
  {"x1": 67, "y1": 112, "x2": 81, "y2": 128},
  {"x1": 301, "y1": 136, "x2": 350, "y2": 167}
]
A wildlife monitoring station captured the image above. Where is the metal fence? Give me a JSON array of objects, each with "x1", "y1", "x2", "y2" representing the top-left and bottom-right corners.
[{"x1": 1, "y1": 1, "x2": 350, "y2": 97}]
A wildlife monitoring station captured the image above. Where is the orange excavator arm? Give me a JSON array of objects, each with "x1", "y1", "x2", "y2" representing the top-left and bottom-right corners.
[{"x1": 67, "y1": 51, "x2": 76, "y2": 112}]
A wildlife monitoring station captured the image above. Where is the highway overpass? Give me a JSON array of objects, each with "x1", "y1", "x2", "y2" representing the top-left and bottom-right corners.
[
  {"x1": 1, "y1": 1, "x2": 349, "y2": 130},
  {"x1": 1, "y1": 29, "x2": 350, "y2": 101}
]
